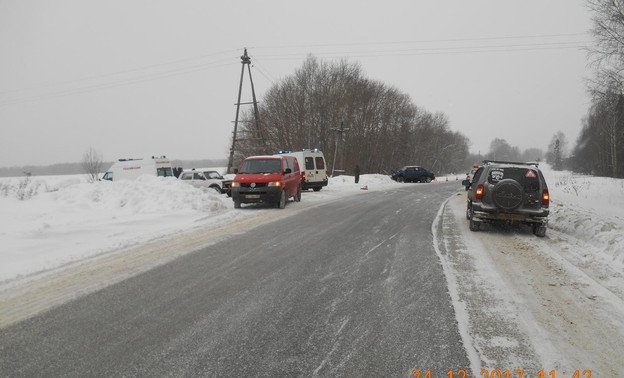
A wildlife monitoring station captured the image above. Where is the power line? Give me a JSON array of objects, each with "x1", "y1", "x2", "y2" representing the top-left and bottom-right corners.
[
  {"x1": 251, "y1": 59, "x2": 277, "y2": 85},
  {"x1": 0, "y1": 49, "x2": 239, "y2": 97},
  {"x1": 249, "y1": 32, "x2": 589, "y2": 50},
  {"x1": 253, "y1": 40, "x2": 590, "y2": 60},
  {"x1": 0, "y1": 32, "x2": 592, "y2": 107},
  {"x1": 0, "y1": 56, "x2": 236, "y2": 107}
]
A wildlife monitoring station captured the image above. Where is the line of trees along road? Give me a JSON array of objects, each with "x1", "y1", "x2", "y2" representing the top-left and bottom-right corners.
[
  {"x1": 235, "y1": 56, "x2": 470, "y2": 175},
  {"x1": 574, "y1": 0, "x2": 624, "y2": 178}
]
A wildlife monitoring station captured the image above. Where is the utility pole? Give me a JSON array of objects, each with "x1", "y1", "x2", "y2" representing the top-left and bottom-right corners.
[
  {"x1": 330, "y1": 122, "x2": 350, "y2": 177},
  {"x1": 227, "y1": 48, "x2": 264, "y2": 174}
]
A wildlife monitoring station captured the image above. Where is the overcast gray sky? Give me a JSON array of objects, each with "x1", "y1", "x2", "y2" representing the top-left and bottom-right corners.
[{"x1": 0, "y1": 0, "x2": 593, "y2": 168}]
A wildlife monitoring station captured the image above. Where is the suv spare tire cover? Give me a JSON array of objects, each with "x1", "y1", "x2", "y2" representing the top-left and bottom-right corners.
[{"x1": 492, "y1": 179, "x2": 523, "y2": 210}]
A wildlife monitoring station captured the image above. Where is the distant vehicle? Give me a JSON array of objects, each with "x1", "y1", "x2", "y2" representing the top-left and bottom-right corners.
[
  {"x1": 101, "y1": 156, "x2": 174, "y2": 181},
  {"x1": 276, "y1": 149, "x2": 328, "y2": 191},
  {"x1": 179, "y1": 169, "x2": 232, "y2": 194},
  {"x1": 231, "y1": 155, "x2": 301, "y2": 209},
  {"x1": 463, "y1": 160, "x2": 550, "y2": 237},
  {"x1": 391, "y1": 166, "x2": 435, "y2": 183},
  {"x1": 464, "y1": 165, "x2": 480, "y2": 191}
]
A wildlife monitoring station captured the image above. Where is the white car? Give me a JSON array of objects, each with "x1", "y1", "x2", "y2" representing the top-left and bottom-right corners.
[{"x1": 179, "y1": 169, "x2": 232, "y2": 194}]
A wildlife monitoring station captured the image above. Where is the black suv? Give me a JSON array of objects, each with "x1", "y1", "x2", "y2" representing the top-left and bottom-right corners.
[{"x1": 463, "y1": 160, "x2": 550, "y2": 237}]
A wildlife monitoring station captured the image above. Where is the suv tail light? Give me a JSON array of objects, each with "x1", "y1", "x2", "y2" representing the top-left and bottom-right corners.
[
  {"x1": 476, "y1": 184, "x2": 484, "y2": 199},
  {"x1": 542, "y1": 189, "x2": 549, "y2": 205}
]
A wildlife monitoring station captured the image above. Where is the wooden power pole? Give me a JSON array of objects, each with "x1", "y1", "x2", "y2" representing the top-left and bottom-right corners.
[
  {"x1": 227, "y1": 48, "x2": 264, "y2": 174},
  {"x1": 330, "y1": 122, "x2": 350, "y2": 177}
]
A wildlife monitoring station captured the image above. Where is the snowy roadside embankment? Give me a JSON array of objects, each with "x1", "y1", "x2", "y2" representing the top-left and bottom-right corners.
[
  {"x1": 0, "y1": 173, "x2": 405, "y2": 283},
  {"x1": 0, "y1": 175, "x2": 232, "y2": 282},
  {"x1": 547, "y1": 170, "x2": 624, "y2": 270}
]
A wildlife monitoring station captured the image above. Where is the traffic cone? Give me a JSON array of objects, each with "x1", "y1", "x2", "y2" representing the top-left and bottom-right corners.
[{"x1": 361, "y1": 185, "x2": 368, "y2": 190}]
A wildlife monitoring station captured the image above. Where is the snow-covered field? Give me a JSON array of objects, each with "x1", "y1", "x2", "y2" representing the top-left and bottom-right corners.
[
  {"x1": 1, "y1": 164, "x2": 623, "y2": 373},
  {"x1": 0, "y1": 170, "x2": 405, "y2": 282}
]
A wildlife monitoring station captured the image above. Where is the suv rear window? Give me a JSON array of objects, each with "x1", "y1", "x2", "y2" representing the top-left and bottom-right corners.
[{"x1": 487, "y1": 167, "x2": 540, "y2": 192}]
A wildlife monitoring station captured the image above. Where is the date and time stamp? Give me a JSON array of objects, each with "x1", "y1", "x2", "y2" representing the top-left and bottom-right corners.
[{"x1": 411, "y1": 370, "x2": 592, "y2": 378}]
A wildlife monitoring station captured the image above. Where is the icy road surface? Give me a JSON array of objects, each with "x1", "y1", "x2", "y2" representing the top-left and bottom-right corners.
[
  {"x1": 438, "y1": 192, "x2": 624, "y2": 376},
  {"x1": 0, "y1": 183, "x2": 469, "y2": 376}
]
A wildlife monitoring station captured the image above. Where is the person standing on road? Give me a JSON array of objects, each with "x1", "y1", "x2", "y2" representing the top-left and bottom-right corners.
[{"x1": 354, "y1": 164, "x2": 361, "y2": 184}]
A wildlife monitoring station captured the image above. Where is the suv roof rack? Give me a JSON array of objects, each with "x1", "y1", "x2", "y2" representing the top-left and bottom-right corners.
[{"x1": 482, "y1": 160, "x2": 539, "y2": 167}]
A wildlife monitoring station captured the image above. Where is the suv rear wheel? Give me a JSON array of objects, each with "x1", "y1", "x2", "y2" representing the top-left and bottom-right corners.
[
  {"x1": 532, "y1": 223, "x2": 547, "y2": 237},
  {"x1": 467, "y1": 202, "x2": 481, "y2": 231}
]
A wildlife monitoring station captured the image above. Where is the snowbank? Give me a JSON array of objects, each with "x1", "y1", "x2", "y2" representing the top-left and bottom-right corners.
[
  {"x1": 543, "y1": 166, "x2": 624, "y2": 268},
  {"x1": 0, "y1": 175, "x2": 232, "y2": 281},
  {"x1": 0, "y1": 173, "x2": 402, "y2": 282}
]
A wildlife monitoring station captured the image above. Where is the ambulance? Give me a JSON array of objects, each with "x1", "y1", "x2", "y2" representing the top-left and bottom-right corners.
[
  {"x1": 101, "y1": 156, "x2": 174, "y2": 181},
  {"x1": 276, "y1": 149, "x2": 328, "y2": 191}
]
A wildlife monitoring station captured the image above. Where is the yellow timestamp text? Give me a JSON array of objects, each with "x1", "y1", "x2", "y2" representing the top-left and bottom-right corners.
[{"x1": 410, "y1": 369, "x2": 592, "y2": 378}]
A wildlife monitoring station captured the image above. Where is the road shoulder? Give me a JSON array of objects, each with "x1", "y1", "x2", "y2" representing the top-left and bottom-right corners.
[
  {"x1": 0, "y1": 198, "x2": 329, "y2": 328},
  {"x1": 437, "y1": 191, "x2": 624, "y2": 376}
]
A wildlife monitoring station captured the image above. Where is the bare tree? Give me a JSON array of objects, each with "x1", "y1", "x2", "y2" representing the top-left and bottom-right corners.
[
  {"x1": 571, "y1": 1, "x2": 624, "y2": 177},
  {"x1": 587, "y1": 0, "x2": 624, "y2": 87},
  {"x1": 520, "y1": 148, "x2": 544, "y2": 162},
  {"x1": 236, "y1": 55, "x2": 469, "y2": 175},
  {"x1": 486, "y1": 138, "x2": 521, "y2": 162},
  {"x1": 546, "y1": 131, "x2": 568, "y2": 170},
  {"x1": 82, "y1": 147, "x2": 104, "y2": 183}
]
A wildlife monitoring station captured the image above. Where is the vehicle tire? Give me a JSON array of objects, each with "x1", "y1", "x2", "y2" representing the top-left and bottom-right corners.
[
  {"x1": 469, "y1": 205, "x2": 481, "y2": 231},
  {"x1": 234, "y1": 201, "x2": 241, "y2": 209},
  {"x1": 295, "y1": 185, "x2": 301, "y2": 202},
  {"x1": 210, "y1": 185, "x2": 221, "y2": 193},
  {"x1": 313, "y1": 187, "x2": 321, "y2": 192},
  {"x1": 278, "y1": 190, "x2": 286, "y2": 209},
  {"x1": 421, "y1": 176, "x2": 432, "y2": 183},
  {"x1": 397, "y1": 176, "x2": 405, "y2": 183},
  {"x1": 533, "y1": 223, "x2": 547, "y2": 237},
  {"x1": 466, "y1": 201, "x2": 471, "y2": 220}
]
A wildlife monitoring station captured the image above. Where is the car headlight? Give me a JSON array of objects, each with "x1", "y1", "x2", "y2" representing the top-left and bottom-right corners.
[
  {"x1": 231, "y1": 182, "x2": 240, "y2": 188},
  {"x1": 268, "y1": 181, "x2": 281, "y2": 187}
]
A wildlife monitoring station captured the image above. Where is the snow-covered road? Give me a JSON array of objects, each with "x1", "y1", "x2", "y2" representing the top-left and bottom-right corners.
[
  {"x1": 438, "y1": 190, "x2": 624, "y2": 376},
  {"x1": 1, "y1": 165, "x2": 623, "y2": 376}
]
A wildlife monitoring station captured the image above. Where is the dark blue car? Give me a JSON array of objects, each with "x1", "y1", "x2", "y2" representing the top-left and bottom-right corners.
[{"x1": 391, "y1": 166, "x2": 435, "y2": 183}]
